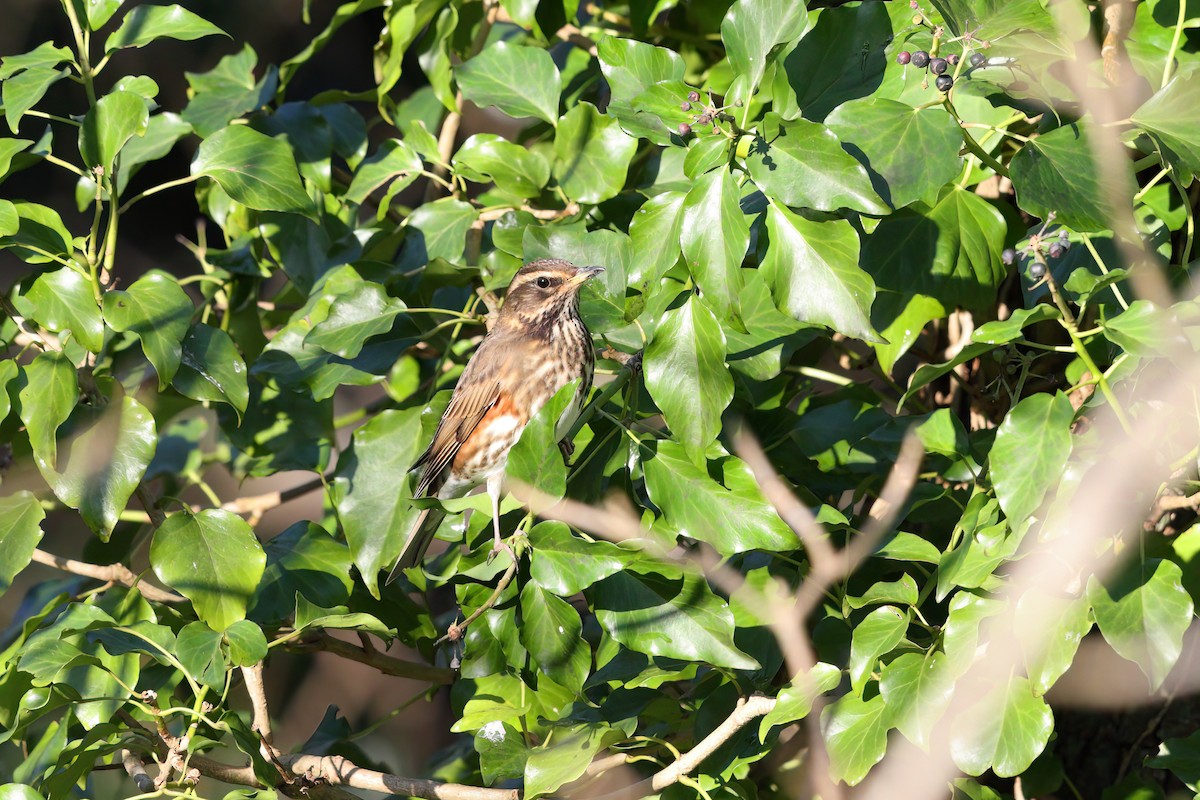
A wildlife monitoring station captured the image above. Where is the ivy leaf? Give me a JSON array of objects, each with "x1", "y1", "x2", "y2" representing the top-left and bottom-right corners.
[
  {"x1": 223, "y1": 619, "x2": 268, "y2": 667},
  {"x1": 989, "y1": 392, "x2": 1074, "y2": 525},
  {"x1": 950, "y1": 675, "x2": 1053, "y2": 778},
  {"x1": 1088, "y1": 559, "x2": 1193, "y2": 691},
  {"x1": 1010, "y1": 121, "x2": 1130, "y2": 232},
  {"x1": 597, "y1": 35, "x2": 684, "y2": 144},
  {"x1": 345, "y1": 139, "x2": 422, "y2": 205},
  {"x1": 763, "y1": 203, "x2": 882, "y2": 343},
  {"x1": 0, "y1": 492, "x2": 45, "y2": 598},
  {"x1": 507, "y1": 381, "x2": 579, "y2": 502},
  {"x1": 720, "y1": 0, "x2": 808, "y2": 104},
  {"x1": 399, "y1": 197, "x2": 478, "y2": 267},
  {"x1": 39, "y1": 396, "x2": 157, "y2": 538},
  {"x1": 1130, "y1": 64, "x2": 1200, "y2": 182},
  {"x1": 1015, "y1": 590, "x2": 1091, "y2": 696},
  {"x1": 23, "y1": 267, "x2": 103, "y2": 353},
  {"x1": 880, "y1": 650, "x2": 954, "y2": 750},
  {"x1": 643, "y1": 295, "x2": 733, "y2": 464},
  {"x1": 250, "y1": 521, "x2": 353, "y2": 626},
  {"x1": 759, "y1": 663, "x2": 843, "y2": 737},
  {"x1": 0, "y1": 201, "x2": 74, "y2": 264},
  {"x1": 105, "y1": 4, "x2": 228, "y2": 53},
  {"x1": 826, "y1": 98, "x2": 963, "y2": 210},
  {"x1": 3, "y1": 67, "x2": 71, "y2": 133},
  {"x1": 822, "y1": 691, "x2": 889, "y2": 785},
  {"x1": 1102, "y1": 299, "x2": 1190, "y2": 357},
  {"x1": 78, "y1": 91, "x2": 149, "y2": 174},
  {"x1": 642, "y1": 441, "x2": 800, "y2": 554},
  {"x1": 193, "y1": 125, "x2": 314, "y2": 218},
  {"x1": 102, "y1": 270, "x2": 193, "y2": 388},
  {"x1": 172, "y1": 323, "x2": 250, "y2": 418},
  {"x1": 175, "y1": 622, "x2": 226, "y2": 687},
  {"x1": 680, "y1": 168, "x2": 749, "y2": 318},
  {"x1": 553, "y1": 102, "x2": 638, "y2": 204},
  {"x1": 17, "y1": 351, "x2": 78, "y2": 471},
  {"x1": 182, "y1": 45, "x2": 278, "y2": 137},
  {"x1": 593, "y1": 567, "x2": 759, "y2": 670},
  {"x1": 524, "y1": 723, "x2": 625, "y2": 797},
  {"x1": 456, "y1": 41, "x2": 561, "y2": 125},
  {"x1": 528, "y1": 522, "x2": 631, "y2": 596},
  {"x1": 628, "y1": 191, "x2": 685, "y2": 285},
  {"x1": 151, "y1": 509, "x2": 267, "y2": 631},
  {"x1": 848, "y1": 606, "x2": 908, "y2": 693},
  {"x1": 745, "y1": 115, "x2": 888, "y2": 215},
  {"x1": 303, "y1": 272, "x2": 407, "y2": 359},
  {"x1": 332, "y1": 407, "x2": 425, "y2": 599},
  {"x1": 519, "y1": 582, "x2": 589, "y2": 692},
  {"x1": 454, "y1": 134, "x2": 550, "y2": 199}
]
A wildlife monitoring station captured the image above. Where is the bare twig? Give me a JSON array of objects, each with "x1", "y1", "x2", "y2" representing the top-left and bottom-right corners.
[
  {"x1": 31, "y1": 548, "x2": 184, "y2": 603},
  {"x1": 241, "y1": 664, "x2": 274, "y2": 747},
  {"x1": 436, "y1": 546, "x2": 518, "y2": 645},
  {"x1": 120, "y1": 749, "x2": 156, "y2": 793},
  {"x1": 285, "y1": 633, "x2": 455, "y2": 685}
]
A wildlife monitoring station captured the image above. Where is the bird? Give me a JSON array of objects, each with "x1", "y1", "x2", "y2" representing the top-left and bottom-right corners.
[{"x1": 386, "y1": 258, "x2": 604, "y2": 582}]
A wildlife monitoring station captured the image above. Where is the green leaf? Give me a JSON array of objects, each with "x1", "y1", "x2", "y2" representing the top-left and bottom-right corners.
[
  {"x1": 643, "y1": 295, "x2": 733, "y2": 463},
  {"x1": 105, "y1": 4, "x2": 228, "y2": 53},
  {"x1": 1015, "y1": 590, "x2": 1091, "y2": 696},
  {"x1": 950, "y1": 675, "x2": 1053, "y2": 778},
  {"x1": 102, "y1": 270, "x2": 193, "y2": 387},
  {"x1": 846, "y1": 575, "x2": 921, "y2": 609},
  {"x1": 38, "y1": 396, "x2": 157, "y2": 538},
  {"x1": 400, "y1": 197, "x2": 478, "y2": 267},
  {"x1": 1147, "y1": 730, "x2": 1200, "y2": 793},
  {"x1": 182, "y1": 45, "x2": 278, "y2": 137},
  {"x1": 456, "y1": 42, "x2": 561, "y2": 125},
  {"x1": 593, "y1": 567, "x2": 759, "y2": 670},
  {"x1": 1103, "y1": 299, "x2": 1190, "y2": 357},
  {"x1": 3, "y1": 67, "x2": 70, "y2": 133},
  {"x1": 303, "y1": 273, "x2": 407, "y2": 359},
  {"x1": 528, "y1": 521, "x2": 630, "y2": 596},
  {"x1": 251, "y1": 521, "x2": 353, "y2": 625},
  {"x1": 971, "y1": 305, "x2": 1062, "y2": 344},
  {"x1": 880, "y1": 650, "x2": 954, "y2": 750},
  {"x1": 0, "y1": 785, "x2": 47, "y2": 800},
  {"x1": 597, "y1": 35, "x2": 685, "y2": 144},
  {"x1": 989, "y1": 392, "x2": 1074, "y2": 525},
  {"x1": 23, "y1": 267, "x2": 104, "y2": 353},
  {"x1": 1088, "y1": 559, "x2": 1193, "y2": 691},
  {"x1": 519, "y1": 582, "x2": 589, "y2": 692},
  {"x1": 0, "y1": 42, "x2": 72, "y2": 80},
  {"x1": 848, "y1": 606, "x2": 907, "y2": 693},
  {"x1": 0, "y1": 199, "x2": 17, "y2": 235},
  {"x1": 507, "y1": 381, "x2": 579, "y2": 502},
  {"x1": 763, "y1": 203, "x2": 881, "y2": 343},
  {"x1": 1010, "y1": 122, "x2": 1131, "y2": 232},
  {"x1": 759, "y1": 663, "x2": 842, "y2": 736},
  {"x1": 553, "y1": 102, "x2": 638, "y2": 204},
  {"x1": 175, "y1": 621, "x2": 225, "y2": 686},
  {"x1": 0, "y1": 201, "x2": 74, "y2": 264},
  {"x1": 861, "y1": 187, "x2": 1007, "y2": 310},
  {"x1": 84, "y1": 0, "x2": 125, "y2": 29},
  {"x1": 524, "y1": 723, "x2": 624, "y2": 797},
  {"x1": 720, "y1": 0, "x2": 808, "y2": 104},
  {"x1": 346, "y1": 138, "x2": 422, "y2": 206},
  {"x1": 628, "y1": 191, "x2": 685, "y2": 284},
  {"x1": 332, "y1": 407, "x2": 425, "y2": 598},
  {"x1": 224, "y1": 619, "x2": 268, "y2": 667},
  {"x1": 151, "y1": 509, "x2": 266, "y2": 631},
  {"x1": 680, "y1": 168, "x2": 749, "y2": 318},
  {"x1": 1130, "y1": 64, "x2": 1200, "y2": 182},
  {"x1": 454, "y1": 134, "x2": 550, "y2": 199},
  {"x1": 0, "y1": 492, "x2": 45, "y2": 598},
  {"x1": 193, "y1": 125, "x2": 314, "y2": 218},
  {"x1": 17, "y1": 351, "x2": 78, "y2": 471},
  {"x1": 173, "y1": 323, "x2": 250, "y2": 417},
  {"x1": 642, "y1": 441, "x2": 800, "y2": 555},
  {"x1": 822, "y1": 691, "x2": 889, "y2": 786},
  {"x1": 826, "y1": 98, "x2": 962, "y2": 209},
  {"x1": 293, "y1": 596, "x2": 395, "y2": 638},
  {"x1": 745, "y1": 115, "x2": 888, "y2": 215},
  {"x1": 78, "y1": 91, "x2": 149, "y2": 173}
]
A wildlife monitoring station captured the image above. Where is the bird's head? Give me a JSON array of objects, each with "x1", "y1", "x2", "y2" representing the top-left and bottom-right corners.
[{"x1": 496, "y1": 259, "x2": 604, "y2": 334}]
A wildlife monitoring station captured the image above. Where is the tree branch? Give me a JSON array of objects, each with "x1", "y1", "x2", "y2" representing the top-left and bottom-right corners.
[
  {"x1": 285, "y1": 633, "x2": 456, "y2": 685},
  {"x1": 120, "y1": 749, "x2": 156, "y2": 793},
  {"x1": 30, "y1": 548, "x2": 184, "y2": 603}
]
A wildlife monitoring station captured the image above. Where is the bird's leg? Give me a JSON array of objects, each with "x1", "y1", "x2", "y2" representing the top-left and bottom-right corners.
[
  {"x1": 558, "y1": 438, "x2": 575, "y2": 463},
  {"x1": 487, "y1": 473, "x2": 508, "y2": 559}
]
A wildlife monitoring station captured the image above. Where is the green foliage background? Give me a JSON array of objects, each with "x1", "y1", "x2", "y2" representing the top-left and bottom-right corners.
[{"x1": 1, "y1": 0, "x2": 1200, "y2": 798}]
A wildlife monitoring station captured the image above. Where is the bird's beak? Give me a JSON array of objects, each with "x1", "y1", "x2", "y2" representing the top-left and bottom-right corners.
[{"x1": 568, "y1": 266, "x2": 605, "y2": 287}]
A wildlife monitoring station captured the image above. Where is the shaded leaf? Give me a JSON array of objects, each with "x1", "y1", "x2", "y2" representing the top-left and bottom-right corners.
[
  {"x1": 553, "y1": 102, "x2": 637, "y2": 204},
  {"x1": 0, "y1": 492, "x2": 45, "y2": 598},
  {"x1": 24, "y1": 267, "x2": 103, "y2": 353},
  {"x1": 102, "y1": 270, "x2": 193, "y2": 387},
  {"x1": 173, "y1": 324, "x2": 250, "y2": 417},
  {"x1": 950, "y1": 675, "x2": 1053, "y2": 778}
]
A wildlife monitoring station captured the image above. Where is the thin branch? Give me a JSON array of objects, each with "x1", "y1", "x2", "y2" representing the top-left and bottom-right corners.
[
  {"x1": 241, "y1": 664, "x2": 274, "y2": 746},
  {"x1": 121, "y1": 749, "x2": 156, "y2": 793},
  {"x1": 436, "y1": 547, "x2": 518, "y2": 645},
  {"x1": 31, "y1": 548, "x2": 184, "y2": 603},
  {"x1": 285, "y1": 633, "x2": 456, "y2": 685}
]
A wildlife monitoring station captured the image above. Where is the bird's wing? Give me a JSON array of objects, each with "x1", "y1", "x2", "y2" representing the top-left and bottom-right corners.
[{"x1": 412, "y1": 339, "x2": 507, "y2": 496}]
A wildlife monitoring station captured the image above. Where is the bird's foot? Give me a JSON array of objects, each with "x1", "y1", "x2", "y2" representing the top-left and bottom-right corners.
[
  {"x1": 487, "y1": 537, "x2": 516, "y2": 566},
  {"x1": 558, "y1": 437, "x2": 575, "y2": 464}
]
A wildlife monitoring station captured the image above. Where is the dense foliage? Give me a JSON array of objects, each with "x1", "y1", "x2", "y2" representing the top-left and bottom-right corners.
[{"x1": 2, "y1": 0, "x2": 1200, "y2": 798}]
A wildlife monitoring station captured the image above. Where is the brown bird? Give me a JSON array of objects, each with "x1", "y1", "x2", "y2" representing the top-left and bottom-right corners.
[{"x1": 387, "y1": 258, "x2": 604, "y2": 581}]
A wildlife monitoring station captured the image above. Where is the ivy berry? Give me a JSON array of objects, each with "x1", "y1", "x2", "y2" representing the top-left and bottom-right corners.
[
  {"x1": 930, "y1": 57, "x2": 948, "y2": 75},
  {"x1": 897, "y1": 51, "x2": 912, "y2": 65},
  {"x1": 687, "y1": 90, "x2": 701, "y2": 103},
  {"x1": 911, "y1": 50, "x2": 930, "y2": 68},
  {"x1": 970, "y1": 52, "x2": 986, "y2": 68},
  {"x1": 678, "y1": 122, "x2": 692, "y2": 136},
  {"x1": 1001, "y1": 248, "x2": 1017, "y2": 266},
  {"x1": 1029, "y1": 261, "x2": 1047, "y2": 279},
  {"x1": 935, "y1": 74, "x2": 953, "y2": 92}
]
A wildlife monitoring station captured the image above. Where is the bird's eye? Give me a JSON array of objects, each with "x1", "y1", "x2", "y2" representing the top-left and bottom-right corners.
[{"x1": 536, "y1": 276, "x2": 551, "y2": 289}]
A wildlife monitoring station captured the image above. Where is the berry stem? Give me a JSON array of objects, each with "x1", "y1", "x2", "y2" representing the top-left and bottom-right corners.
[{"x1": 946, "y1": 99, "x2": 1010, "y2": 177}]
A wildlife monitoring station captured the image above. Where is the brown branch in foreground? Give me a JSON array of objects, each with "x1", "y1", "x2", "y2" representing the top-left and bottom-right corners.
[
  {"x1": 241, "y1": 664, "x2": 274, "y2": 747},
  {"x1": 31, "y1": 548, "x2": 184, "y2": 603},
  {"x1": 121, "y1": 749, "x2": 156, "y2": 793},
  {"x1": 285, "y1": 632, "x2": 456, "y2": 685}
]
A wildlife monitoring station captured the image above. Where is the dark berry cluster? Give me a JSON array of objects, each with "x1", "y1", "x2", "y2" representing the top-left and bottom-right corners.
[
  {"x1": 1004, "y1": 228, "x2": 1071, "y2": 281},
  {"x1": 897, "y1": 48, "x2": 957, "y2": 92},
  {"x1": 675, "y1": 89, "x2": 741, "y2": 138},
  {"x1": 896, "y1": 2, "x2": 1001, "y2": 95}
]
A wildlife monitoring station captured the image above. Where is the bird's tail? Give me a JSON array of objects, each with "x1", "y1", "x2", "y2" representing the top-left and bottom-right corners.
[{"x1": 386, "y1": 505, "x2": 446, "y2": 585}]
